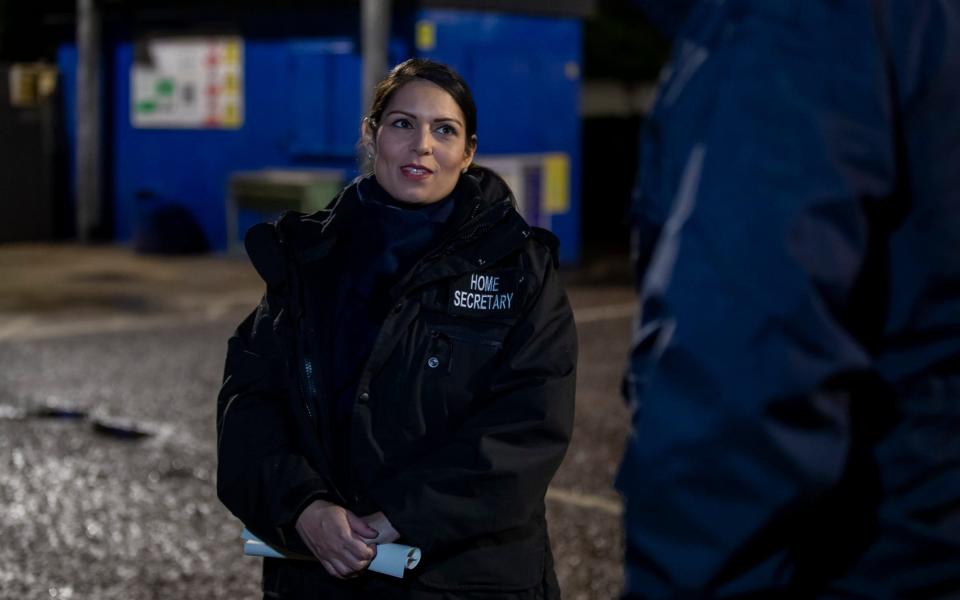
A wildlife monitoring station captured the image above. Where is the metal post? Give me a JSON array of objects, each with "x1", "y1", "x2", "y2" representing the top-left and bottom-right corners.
[
  {"x1": 361, "y1": 0, "x2": 392, "y2": 113},
  {"x1": 76, "y1": 0, "x2": 102, "y2": 241}
]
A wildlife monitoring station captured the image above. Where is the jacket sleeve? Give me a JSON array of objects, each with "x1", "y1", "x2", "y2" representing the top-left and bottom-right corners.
[
  {"x1": 366, "y1": 249, "x2": 577, "y2": 553},
  {"x1": 216, "y1": 291, "x2": 334, "y2": 549},
  {"x1": 617, "y1": 2, "x2": 921, "y2": 595}
]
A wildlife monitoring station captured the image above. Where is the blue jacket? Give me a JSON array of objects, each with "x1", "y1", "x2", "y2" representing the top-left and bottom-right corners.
[{"x1": 619, "y1": 0, "x2": 960, "y2": 596}]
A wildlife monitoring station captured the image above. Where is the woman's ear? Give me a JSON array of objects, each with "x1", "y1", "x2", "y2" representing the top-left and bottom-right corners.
[
  {"x1": 360, "y1": 118, "x2": 376, "y2": 158},
  {"x1": 463, "y1": 134, "x2": 478, "y2": 167}
]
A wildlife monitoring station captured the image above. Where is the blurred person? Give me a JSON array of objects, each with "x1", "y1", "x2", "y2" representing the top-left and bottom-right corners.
[
  {"x1": 216, "y1": 58, "x2": 577, "y2": 599},
  {"x1": 618, "y1": 0, "x2": 960, "y2": 596}
]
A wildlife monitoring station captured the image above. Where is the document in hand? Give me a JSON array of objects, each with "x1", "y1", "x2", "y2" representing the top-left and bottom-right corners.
[{"x1": 240, "y1": 528, "x2": 422, "y2": 579}]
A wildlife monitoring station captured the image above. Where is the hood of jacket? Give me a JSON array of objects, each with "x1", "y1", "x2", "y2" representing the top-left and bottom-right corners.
[{"x1": 242, "y1": 165, "x2": 536, "y2": 289}]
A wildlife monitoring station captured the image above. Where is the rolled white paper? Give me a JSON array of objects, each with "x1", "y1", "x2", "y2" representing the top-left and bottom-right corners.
[
  {"x1": 366, "y1": 542, "x2": 422, "y2": 578},
  {"x1": 241, "y1": 529, "x2": 421, "y2": 579}
]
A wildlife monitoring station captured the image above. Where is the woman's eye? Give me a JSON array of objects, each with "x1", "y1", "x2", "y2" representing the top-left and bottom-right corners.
[
  {"x1": 391, "y1": 118, "x2": 412, "y2": 128},
  {"x1": 437, "y1": 124, "x2": 457, "y2": 136}
]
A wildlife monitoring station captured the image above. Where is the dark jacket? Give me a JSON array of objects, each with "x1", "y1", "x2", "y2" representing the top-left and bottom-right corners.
[
  {"x1": 619, "y1": 0, "x2": 960, "y2": 597},
  {"x1": 217, "y1": 167, "x2": 577, "y2": 599}
]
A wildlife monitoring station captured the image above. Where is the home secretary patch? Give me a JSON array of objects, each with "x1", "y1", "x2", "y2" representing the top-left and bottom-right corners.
[{"x1": 448, "y1": 270, "x2": 521, "y2": 317}]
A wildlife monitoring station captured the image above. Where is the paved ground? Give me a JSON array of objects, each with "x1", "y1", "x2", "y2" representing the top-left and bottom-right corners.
[{"x1": 0, "y1": 243, "x2": 636, "y2": 599}]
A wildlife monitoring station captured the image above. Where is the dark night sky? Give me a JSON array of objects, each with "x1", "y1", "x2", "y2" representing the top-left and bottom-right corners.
[{"x1": 0, "y1": 0, "x2": 667, "y2": 82}]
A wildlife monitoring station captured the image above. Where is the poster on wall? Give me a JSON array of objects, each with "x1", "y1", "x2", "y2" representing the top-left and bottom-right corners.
[{"x1": 131, "y1": 35, "x2": 243, "y2": 129}]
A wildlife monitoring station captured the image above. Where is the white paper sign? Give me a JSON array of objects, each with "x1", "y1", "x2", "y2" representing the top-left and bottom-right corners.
[{"x1": 131, "y1": 35, "x2": 243, "y2": 129}]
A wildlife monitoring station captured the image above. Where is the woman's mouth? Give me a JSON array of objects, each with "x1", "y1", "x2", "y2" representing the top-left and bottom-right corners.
[{"x1": 400, "y1": 164, "x2": 433, "y2": 181}]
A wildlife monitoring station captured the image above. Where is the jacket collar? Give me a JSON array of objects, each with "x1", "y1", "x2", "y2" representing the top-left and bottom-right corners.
[
  {"x1": 244, "y1": 166, "x2": 532, "y2": 289},
  {"x1": 299, "y1": 166, "x2": 520, "y2": 262}
]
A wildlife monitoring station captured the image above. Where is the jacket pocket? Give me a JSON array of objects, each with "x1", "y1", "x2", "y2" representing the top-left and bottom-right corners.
[
  {"x1": 415, "y1": 524, "x2": 546, "y2": 592},
  {"x1": 374, "y1": 322, "x2": 507, "y2": 447},
  {"x1": 424, "y1": 326, "x2": 504, "y2": 424}
]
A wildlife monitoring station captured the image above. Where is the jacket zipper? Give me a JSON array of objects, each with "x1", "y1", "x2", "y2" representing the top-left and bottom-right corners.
[
  {"x1": 439, "y1": 331, "x2": 504, "y2": 348},
  {"x1": 301, "y1": 356, "x2": 316, "y2": 420},
  {"x1": 280, "y1": 224, "x2": 319, "y2": 426}
]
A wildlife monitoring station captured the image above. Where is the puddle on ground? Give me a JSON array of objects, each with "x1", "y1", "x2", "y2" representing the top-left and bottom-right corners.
[{"x1": 0, "y1": 291, "x2": 159, "y2": 314}]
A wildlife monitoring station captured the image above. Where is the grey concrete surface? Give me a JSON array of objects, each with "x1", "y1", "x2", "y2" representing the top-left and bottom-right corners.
[{"x1": 0, "y1": 243, "x2": 634, "y2": 599}]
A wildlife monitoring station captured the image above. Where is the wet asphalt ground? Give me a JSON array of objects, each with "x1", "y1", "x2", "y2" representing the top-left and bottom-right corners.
[{"x1": 0, "y1": 244, "x2": 635, "y2": 600}]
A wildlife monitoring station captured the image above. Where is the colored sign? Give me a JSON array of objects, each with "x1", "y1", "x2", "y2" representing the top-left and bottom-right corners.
[
  {"x1": 416, "y1": 20, "x2": 437, "y2": 51},
  {"x1": 542, "y1": 153, "x2": 569, "y2": 214},
  {"x1": 131, "y1": 36, "x2": 243, "y2": 129}
]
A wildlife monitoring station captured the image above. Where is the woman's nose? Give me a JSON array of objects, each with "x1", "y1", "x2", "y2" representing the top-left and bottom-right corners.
[{"x1": 413, "y1": 127, "x2": 432, "y2": 155}]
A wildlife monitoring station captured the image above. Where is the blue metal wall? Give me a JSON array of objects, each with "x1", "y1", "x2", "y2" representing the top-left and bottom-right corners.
[
  {"x1": 58, "y1": 8, "x2": 582, "y2": 262},
  {"x1": 417, "y1": 9, "x2": 582, "y2": 263}
]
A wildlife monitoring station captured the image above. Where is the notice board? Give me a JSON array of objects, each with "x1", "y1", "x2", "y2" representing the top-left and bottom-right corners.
[{"x1": 131, "y1": 36, "x2": 243, "y2": 129}]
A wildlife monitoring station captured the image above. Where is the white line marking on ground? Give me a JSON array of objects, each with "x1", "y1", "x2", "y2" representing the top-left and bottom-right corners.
[
  {"x1": 0, "y1": 312, "x2": 228, "y2": 342},
  {"x1": 0, "y1": 293, "x2": 261, "y2": 342},
  {"x1": 546, "y1": 486, "x2": 623, "y2": 516},
  {"x1": 0, "y1": 316, "x2": 37, "y2": 340},
  {"x1": 201, "y1": 292, "x2": 258, "y2": 320},
  {"x1": 573, "y1": 302, "x2": 635, "y2": 324},
  {"x1": 0, "y1": 315, "x2": 197, "y2": 341}
]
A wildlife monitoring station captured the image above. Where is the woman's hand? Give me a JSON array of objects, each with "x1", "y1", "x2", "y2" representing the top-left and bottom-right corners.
[
  {"x1": 295, "y1": 499, "x2": 378, "y2": 579},
  {"x1": 360, "y1": 511, "x2": 400, "y2": 545}
]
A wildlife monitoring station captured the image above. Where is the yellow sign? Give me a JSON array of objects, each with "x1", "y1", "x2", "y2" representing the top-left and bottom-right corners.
[
  {"x1": 224, "y1": 41, "x2": 241, "y2": 64},
  {"x1": 222, "y1": 104, "x2": 240, "y2": 127},
  {"x1": 416, "y1": 20, "x2": 436, "y2": 51},
  {"x1": 543, "y1": 153, "x2": 570, "y2": 214},
  {"x1": 8, "y1": 63, "x2": 58, "y2": 107}
]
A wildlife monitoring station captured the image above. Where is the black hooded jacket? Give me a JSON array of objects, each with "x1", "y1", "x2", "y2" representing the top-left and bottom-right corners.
[{"x1": 216, "y1": 166, "x2": 577, "y2": 598}]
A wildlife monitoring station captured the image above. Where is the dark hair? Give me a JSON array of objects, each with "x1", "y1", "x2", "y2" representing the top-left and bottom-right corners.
[{"x1": 364, "y1": 58, "x2": 478, "y2": 149}]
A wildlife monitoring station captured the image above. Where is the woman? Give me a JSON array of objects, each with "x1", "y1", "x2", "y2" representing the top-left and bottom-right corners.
[{"x1": 217, "y1": 58, "x2": 577, "y2": 599}]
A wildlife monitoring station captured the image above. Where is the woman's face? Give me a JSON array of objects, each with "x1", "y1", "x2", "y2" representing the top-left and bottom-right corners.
[{"x1": 369, "y1": 80, "x2": 475, "y2": 204}]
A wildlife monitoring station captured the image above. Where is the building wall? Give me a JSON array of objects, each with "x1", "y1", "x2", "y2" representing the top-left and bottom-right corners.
[
  {"x1": 418, "y1": 9, "x2": 582, "y2": 263},
  {"x1": 57, "y1": 7, "x2": 583, "y2": 262}
]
